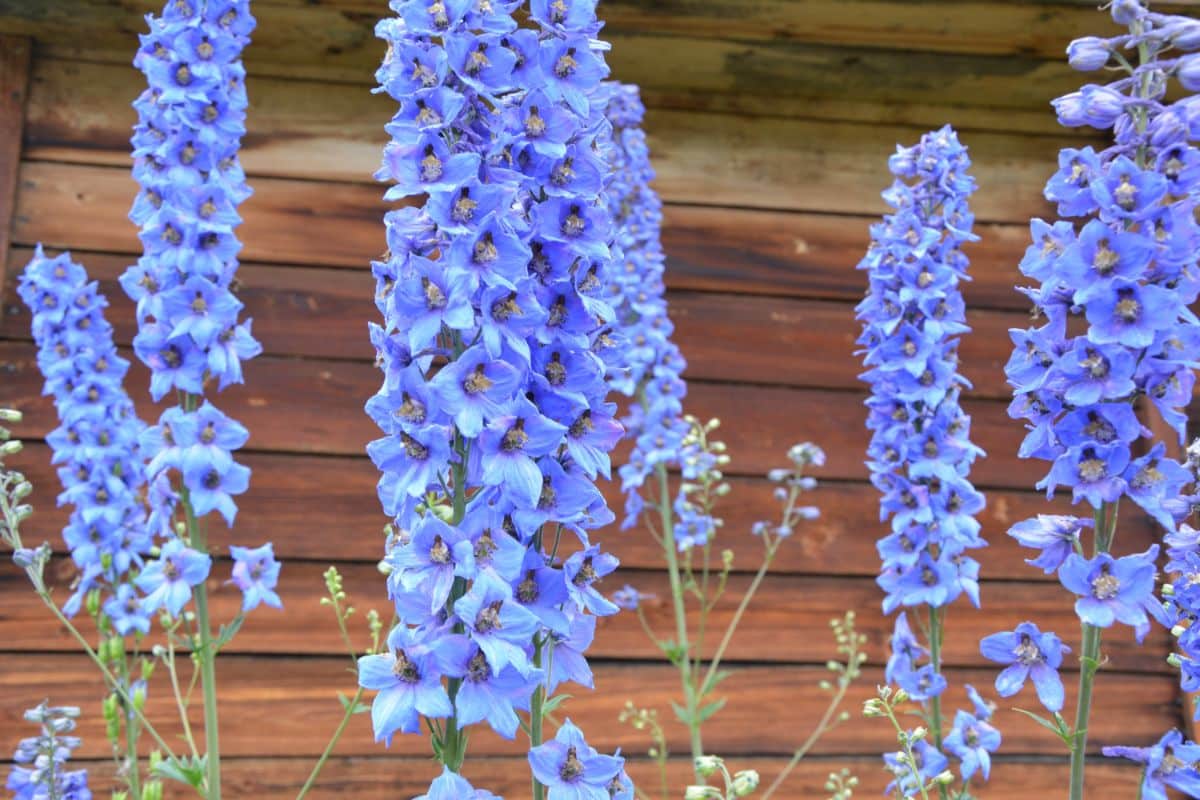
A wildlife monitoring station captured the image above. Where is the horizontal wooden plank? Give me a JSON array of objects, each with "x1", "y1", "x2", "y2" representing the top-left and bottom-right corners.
[
  {"x1": 10, "y1": 162, "x2": 1044, "y2": 313},
  {"x1": 0, "y1": 337, "x2": 1052, "y2": 489},
  {"x1": 0, "y1": 556, "x2": 1172, "y2": 670},
  {"x1": 13, "y1": 162, "x2": 385, "y2": 269},
  {"x1": 0, "y1": 654, "x2": 1180, "y2": 759},
  {"x1": 0, "y1": 0, "x2": 1171, "y2": 135},
  {"x1": 658, "y1": 205, "x2": 1034, "y2": 311},
  {"x1": 68, "y1": 754, "x2": 1145, "y2": 799},
  {"x1": 20, "y1": 59, "x2": 1069, "y2": 221},
  {"x1": 0, "y1": 248, "x2": 1025, "y2": 399},
  {"x1": 14, "y1": 441, "x2": 1154, "y2": 580}
]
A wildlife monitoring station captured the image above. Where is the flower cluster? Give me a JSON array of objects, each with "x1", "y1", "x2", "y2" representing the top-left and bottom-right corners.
[
  {"x1": 123, "y1": 0, "x2": 260, "y2": 534},
  {"x1": 1006, "y1": 0, "x2": 1200, "y2": 640},
  {"x1": 858, "y1": 124, "x2": 985, "y2": 617},
  {"x1": 603, "y1": 84, "x2": 715, "y2": 551},
  {"x1": 117, "y1": 0, "x2": 274, "y2": 621},
  {"x1": 996, "y1": 1, "x2": 1200, "y2": 789},
  {"x1": 6, "y1": 703, "x2": 91, "y2": 800},
  {"x1": 17, "y1": 247, "x2": 151, "y2": 619},
  {"x1": 361, "y1": 1, "x2": 630, "y2": 793},
  {"x1": 857, "y1": 126, "x2": 995, "y2": 788}
]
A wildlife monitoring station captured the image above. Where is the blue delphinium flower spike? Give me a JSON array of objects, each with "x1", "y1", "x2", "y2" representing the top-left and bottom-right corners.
[
  {"x1": 122, "y1": 0, "x2": 276, "y2": 616},
  {"x1": 360, "y1": 2, "x2": 629, "y2": 790},
  {"x1": 6, "y1": 702, "x2": 91, "y2": 800},
  {"x1": 858, "y1": 126, "x2": 994, "y2": 787},
  {"x1": 18, "y1": 246, "x2": 151, "y2": 617}
]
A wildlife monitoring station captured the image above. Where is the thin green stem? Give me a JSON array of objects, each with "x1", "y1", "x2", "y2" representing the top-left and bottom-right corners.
[
  {"x1": 1068, "y1": 501, "x2": 1117, "y2": 800},
  {"x1": 531, "y1": 638, "x2": 546, "y2": 800},
  {"x1": 760, "y1": 669, "x2": 853, "y2": 799},
  {"x1": 165, "y1": 637, "x2": 202, "y2": 760},
  {"x1": 116, "y1": 653, "x2": 143, "y2": 800},
  {"x1": 441, "y1": 443, "x2": 470, "y2": 772},
  {"x1": 39, "y1": 591, "x2": 178, "y2": 760},
  {"x1": 295, "y1": 686, "x2": 366, "y2": 800},
  {"x1": 882, "y1": 702, "x2": 931, "y2": 800},
  {"x1": 698, "y1": 540, "x2": 778, "y2": 698},
  {"x1": 176, "y1": 393, "x2": 222, "y2": 799},
  {"x1": 655, "y1": 463, "x2": 704, "y2": 776},
  {"x1": 926, "y1": 606, "x2": 948, "y2": 800}
]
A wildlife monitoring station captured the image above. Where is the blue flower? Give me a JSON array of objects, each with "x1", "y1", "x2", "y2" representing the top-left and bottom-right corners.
[
  {"x1": 1058, "y1": 546, "x2": 1161, "y2": 640},
  {"x1": 136, "y1": 538, "x2": 212, "y2": 617},
  {"x1": 103, "y1": 584, "x2": 151, "y2": 636},
  {"x1": 357, "y1": 627, "x2": 455, "y2": 745},
  {"x1": 1103, "y1": 730, "x2": 1200, "y2": 800},
  {"x1": 229, "y1": 543, "x2": 282, "y2": 613},
  {"x1": 1007, "y1": 515, "x2": 1091, "y2": 574},
  {"x1": 884, "y1": 740, "x2": 948, "y2": 797},
  {"x1": 7, "y1": 703, "x2": 91, "y2": 800},
  {"x1": 943, "y1": 709, "x2": 1001, "y2": 781},
  {"x1": 453, "y1": 643, "x2": 542, "y2": 739},
  {"x1": 414, "y1": 767, "x2": 502, "y2": 800},
  {"x1": 980, "y1": 622, "x2": 1068, "y2": 712},
  {"x1": 528, "y1": 719, "x2": 624, "y2": 800},
  {"x1": 455, "y1": 576, "x2": 541, "y2": 676}
]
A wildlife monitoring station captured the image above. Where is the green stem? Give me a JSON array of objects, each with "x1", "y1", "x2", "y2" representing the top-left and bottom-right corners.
[
  {"x1": 699, "y1": 540, "x2": 777, "y2": 698},
  {"x1": 531, "y1": 639, "x2": 546, "y2": 800},
  {"x1": 1068, "y1": 622, "x2": 1101, "y2": 800},
  {"x1": 117, "y1": 654, "x2": 143, "y2": 800},
  {"x1": 193, "y1": 568, "x2": 221, "y2": 799},
  {"x1": 441, "y1": 449, "x2": 470, "y2": 772},
  {"x1": 760, "y1": 664, "x2": 854, "y2": 799},
  {"x1": 656, "y1": 464, "x2": 704, "y2": 776},
  {"x1": 927, "y1": 606, "x2": 948, "y2": 800},
  {"x1": 295, "y1": 686, "x2": 366, "y2": 800},
  {"x1": 1068, "y1": 501, "x2": 1118, "y2": 800}
]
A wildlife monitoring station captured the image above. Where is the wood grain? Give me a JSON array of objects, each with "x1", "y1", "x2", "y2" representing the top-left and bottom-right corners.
[
  {"x1": 0, "y1": 247, "x2": 1026, "y2": 398},
  {"x1": 10, "y1": 163, "x2": 1045, "y2": 311},
  {"x1": 0, "y1": 653, "x2": 1180, "y2": 760},
  {"x1": 0, "y1": 557, "x2": 1172, "y2": 670},
  {"x1": 12, "y1": 441, "x2": 1156, "y2": 580},
  {"x1": 19, "y1": 60, "x2": 1069, "y2": 221},
  {"x1": 0, "y1": 34, "x2": 30, "y2": 287},
  {"x1": 0, "y1": 336, "x2": 1057, "y2": 489},
  {"x1": 71, "y1": 754, "x2": 1146, "y2": 800}
]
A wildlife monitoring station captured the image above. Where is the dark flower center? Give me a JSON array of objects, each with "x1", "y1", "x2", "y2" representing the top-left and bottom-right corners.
[
  {"x1": 429, "y1": 535, "x2": 450, "y2": 564},
  {"x1": 475, "y1": 600, "x2": 503, "y2": 633},
  {"x1": 393, "y1": 649, "x2": 420, "y2": 683},
  {"x1": 501, "y1": 420, "x2": 528, "y2": 452},
  {"x1": 560, "y1": 747, "x2": 584, "y2": 781}
]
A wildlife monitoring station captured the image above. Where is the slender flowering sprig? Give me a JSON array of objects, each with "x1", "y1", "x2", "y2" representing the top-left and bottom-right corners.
[
  {"x1": 1003, "y1": 3, "x2": 1200, "y2": 796},
  {"x1": 6, "y1": 703, "x2": 92, "y2": 800},
  {"x1": 17, "y1": 247, "x2": 152, "y2": 618},
  {"x1": 362, "y1": 2, "x2": 628, "y2": 796},
  {"x1": 119, "y1": 2, "x2": 272, "y2": 797},
  {"x1": 856, "y1": 126, "x2": 992, "y2": 795},
  {"x1": 603, "y1": 84, "x2": 862, "y2": 796}
]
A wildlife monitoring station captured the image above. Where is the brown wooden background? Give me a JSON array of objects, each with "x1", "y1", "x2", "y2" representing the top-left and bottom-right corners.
[{"x1": 0, "y1": 1, "x2": 1196, "y2": 796}]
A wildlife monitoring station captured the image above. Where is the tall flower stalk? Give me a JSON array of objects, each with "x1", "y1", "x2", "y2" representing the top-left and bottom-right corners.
[
  {"x1": 1000, "y1": 2, "x2": 1200, "y2": 797},
  {"x1": 120, "y1": 1, "x2": 266, "y2": 796},
  {"x1": 857, "y1": 126, "x2": 997, "y2": 798},
  {"x1": 361, "y1": 2, "x2": 632, "y2": 796},
  {"x1": 607, "y1": 85, "x2": 863, "y2": 798}
]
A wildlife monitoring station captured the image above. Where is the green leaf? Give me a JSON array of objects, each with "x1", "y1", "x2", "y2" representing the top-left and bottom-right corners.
[
  {"x1": 670, "y1": 700, "x2": 691, "y2": 726},
  {"x1": 541, "y1": 693, "x2": 573, "y2": 717},
  {"x1": 152, "y1": 755, "x2": 207, "y2": 789},
  {"x1": 337, "y1": 691, "x2": 369, "y2": 715},
  {"x1": 699, "y1": 668, "x2": 733, "y2": 696},
  {"x1": 212, "y1": 614, "x2": 246, "y2": 652},
  {"x1": 1012, "y1": 707, "x2": 1072, "y2": 747},
  {"x1": 695, "y1": 697, "x2": 727, "y2": 723}
]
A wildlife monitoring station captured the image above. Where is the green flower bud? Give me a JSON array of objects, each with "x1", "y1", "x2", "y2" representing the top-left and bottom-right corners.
[
  {"x1": 684, "y1": 787, "x2": 722, "y2": 800},
  {"x1": 731, "y1": 770, "x2": 760, "y2": 796},
  {"x1": 694, "y1": 755, "x2": 723, "y2": 777}
]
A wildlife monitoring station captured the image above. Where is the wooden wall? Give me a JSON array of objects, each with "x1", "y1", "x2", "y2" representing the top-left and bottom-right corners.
[{"x1": 0, "y1": 1, "x2": 1194, "y2": 796}]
